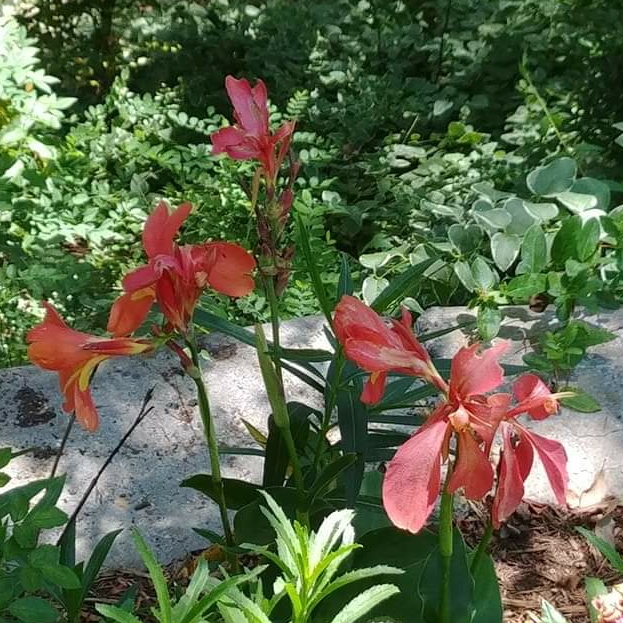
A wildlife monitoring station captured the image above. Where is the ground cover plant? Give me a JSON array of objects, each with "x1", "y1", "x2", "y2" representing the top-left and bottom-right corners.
[{"x1": 1, "y1": 2, "x2": 623, "y2": 621}]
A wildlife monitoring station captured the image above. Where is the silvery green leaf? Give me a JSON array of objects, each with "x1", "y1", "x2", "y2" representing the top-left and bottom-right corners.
[
  {"x1": 504, "y1": 198, "x2": 537, "y2": 235},
  {"x1": 490, "y1": 232, "x2": 520, "y2": 271},
  {"x1": 362, "y1": 276, "x2": 389, "y2": 305},
  {"x1": 571, "y1": 178, "x2": 611, "y2": 211},
  {"x1": 526, "y1": 157, "x2": 577, "y2": 197},
  {"x1": 557, "y1": 191, "x2": 597, "y2": 214}
]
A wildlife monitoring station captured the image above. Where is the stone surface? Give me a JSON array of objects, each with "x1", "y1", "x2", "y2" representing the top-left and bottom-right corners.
[
  {"x1": 0, "y1": 316, "x2": 327, "y2": 568},
  {"x1": 1, "y1": 307, "x2": 622, "y2": 567}
]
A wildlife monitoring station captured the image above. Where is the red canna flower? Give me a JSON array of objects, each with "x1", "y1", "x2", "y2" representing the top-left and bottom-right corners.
[
  {"x1": 333, "y1": 295, "x2": 447, "y2": 404},
  {"x1": 491, "y1": 375, "x2": 570, "y2": 527},
  {"x1": 211, "y1": 76, "x2": 295, "y2": 184},
  {"x1": 27, "y1": 303, "x2": 153, "y2": 431},
  {"x1": 382, "y1": 341, "x2": 510, "y2": 533},
  {"x1": 108, "y1": 201, "x2": 256, "y2": 336}
]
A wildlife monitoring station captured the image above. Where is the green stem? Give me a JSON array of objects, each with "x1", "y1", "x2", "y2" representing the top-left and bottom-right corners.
[
  {"x1": 187, "y1": 336, "x2": 235, "y2": 551},
  {"x1": 264, "y1": 275, "x2": 284, "y2": 388},
  {"x1": 470, "y1": 521, "x2": 493, "y2": 575},
  {"x1": 439, "y1": 477, "x2": 454, "y2": 623}
]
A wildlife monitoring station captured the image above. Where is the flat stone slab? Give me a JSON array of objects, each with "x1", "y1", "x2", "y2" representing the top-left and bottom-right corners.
[{"x1": 0, "y1": 307, "x2": 621, "y2": 567}]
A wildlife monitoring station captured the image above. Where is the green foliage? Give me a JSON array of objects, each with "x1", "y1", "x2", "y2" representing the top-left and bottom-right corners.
[{"x1": 0, "y1": 451, "x2": 74, "y2": 622}]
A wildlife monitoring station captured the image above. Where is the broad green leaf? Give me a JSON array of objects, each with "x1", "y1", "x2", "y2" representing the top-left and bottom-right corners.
[
  {"x1": 585, "y1": 576, "x2": 608, "y2": 623},
  {"x1": 551, "y1": 216, "x2": 582, "y2": 267},
  {"x1": 560, "y1": 388, "x2": 600, "y2": 413},
  {"x1": 527, "y1": 157, "x2": 577, "y2": 197},
  {"x1": 181, "y1": 475, "x2": 260, "y2": 510},
  {"x1": 490, "y1": 232, "x2": 520, "y2": 271},
  {"x1": 8, "y1": 597, "x2": 59, "y2": 623},
  {"x1": 419, "y1": 529, "x2": 474, "y2": 623},
  {"x1": 477, "y1": 306, "x2": 501, "y2": 341},
  {"x1": 506, "y1": 273, "x2": 547, "y2": 301},
  {"x1": 521, "y1": 224, "x2": 547, "y2": 273},
  {"x1": 469, "y1": 552, "x2": 503, "y2": 623},
  {"x1": 39, "y1": 563, "x2": 81, "y2": 589},
  {"x1": 576, "y1": 218, "x2": 601, "y2": 261}
]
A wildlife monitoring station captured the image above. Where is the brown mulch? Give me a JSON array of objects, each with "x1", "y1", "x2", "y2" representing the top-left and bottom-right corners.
[
  {"x1": 458, "y1": 499, "x2": 623, "y2": 623},
  {"x1": 85, "y1": 503, "x2": 623, "y2": 623}
]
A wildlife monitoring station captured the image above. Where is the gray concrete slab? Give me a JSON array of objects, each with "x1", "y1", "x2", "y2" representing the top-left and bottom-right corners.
[{"x1": 0, "y1": 307, "x2": 621, "y2": 567}]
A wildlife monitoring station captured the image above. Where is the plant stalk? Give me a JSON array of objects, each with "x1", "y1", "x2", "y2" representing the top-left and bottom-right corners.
[
  {"x1": 264, "y1": 274, "x2": 284, "y2": 388},
  {"x1": 439, "y1": 479, "x2": 454, "y2": 623},
  {"x1": 187, "y1": 335, "x2": 235, "y2": 550}
]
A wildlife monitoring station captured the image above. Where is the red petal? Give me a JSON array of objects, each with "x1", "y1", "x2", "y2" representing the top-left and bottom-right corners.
[
  {"x1": 142, "y1": 202, "x2": 191, "y2": 259},
  {"x1": 383, "y1": 417, "x2": 447, "y2": 533},
  {"x1": 492, "y1": 425, "x2": 534, "y2": 527},
  {"x1": 27, "y1": 311, "x2": 90, "y2": 371},
  {"x1": 334, "y1": 295, "x2": 396, "y2": 346},
  {"x1": 343, "y1": 340, "x2": 425, "y2": 373},
  {"x1": 449, "y1": 340, "x2": 509, "y2": 400},
  {"x1": 69, "y1": 380, "x2": 99, "y2": 432},
  {"x1": 225, "y1": 75, "x2": 269, "y2": 136},
  {"x1": 202, "y1": 242, "x2": 256, "y2": 297},
  {"x1": 122, "y1": 263, "x2": 161, "y2": 292},
  {"x1": 211, "y1": 126, "x2": 248, "y2": 154},
  {"x1": 521, "y1": 428, "x2": 568, "y2": 505},
  {"x1": 107, "y1": 288, "x2": 155, "y2": 336},
  {"x1": 360, "y1": 372, "x2": 388, "y2": 405},
  {"x1": 447, "y1": 430, "x2": 494, "y2": 499},
  {"x1": 510, "y1": 374, "x2": 558, "y2": 420}
]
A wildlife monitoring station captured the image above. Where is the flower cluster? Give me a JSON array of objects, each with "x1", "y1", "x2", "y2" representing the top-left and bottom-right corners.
[
  {"x1": 593, "y1": 585, "x2": 623, "y2": 623},
  {"x1": 211, "y1": 76, "x2": 297, "y2": 294},
  {"x1": 334, "y1": 295, "x2": 571, "y2": 531},
  {"x1": 28, "y1": 201, "x2": 256, "y2": 431}
]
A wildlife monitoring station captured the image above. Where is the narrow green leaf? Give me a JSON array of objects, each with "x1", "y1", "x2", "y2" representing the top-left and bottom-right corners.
[
  {"x1": 576, "y1": 527, "x2": 623, "y2": 573},
  {"x1": 95, "y1": 604, "x2": 143, "y2": 623},
  {"x1": 307, "y1": 454, "x2": 358, "y2": 504},
  {"x1": 131, "y1": 530, "x2": 172, "y2": 623},
  {"x1": 371, "y1": 258, "x2": 435, "y2": 313},
  {"x1": 331, "y1": 584, "x2": 400, "y2": 623},
  {"x1": 296, "y1": 213, "x2": 334, "y2": 324}
]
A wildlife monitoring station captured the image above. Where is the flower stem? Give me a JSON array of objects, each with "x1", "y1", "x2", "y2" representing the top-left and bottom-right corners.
[
  {"x1": 439, "y1": 480, "x2": 454, "y2": 623},
  {"x1": 470, "y1": 521, "x2": 493, "y2": 575},
  {"x1": 187, "y1": 335, "x2": 235, "y2": 551},
  {"x1": 264, "y1": 275, "x2": 284, "y2": 388}
]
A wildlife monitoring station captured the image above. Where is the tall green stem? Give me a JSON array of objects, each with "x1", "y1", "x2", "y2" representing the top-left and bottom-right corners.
[
  {"x1": 264, "y1": 275, "x2": 284, "y2": 387},
  {"x1": 187, "y1": 335, "x2": 235, "y2": 549},
  {"x1": 439, "y1": 477, "x2": 454, "y2": 623},
  {"x1": 470, "y1": 521, "x2": 493, "y2": 575}
]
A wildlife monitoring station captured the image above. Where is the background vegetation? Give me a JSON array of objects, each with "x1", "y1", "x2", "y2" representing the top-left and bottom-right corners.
[{"x1": 2, "y1": 0, "x2": 623, "y2": 366}]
